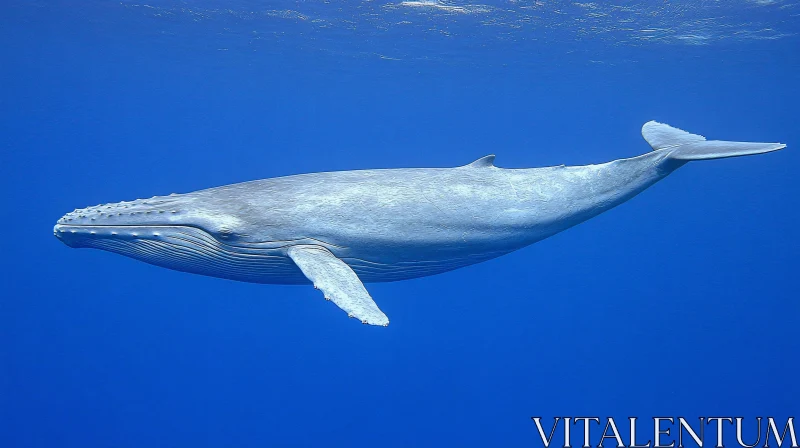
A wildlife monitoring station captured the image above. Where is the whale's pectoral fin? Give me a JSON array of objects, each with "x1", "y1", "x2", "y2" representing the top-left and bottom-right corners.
[{"x1": 287, "y1": 245, "x2": 389, "y2": 327}]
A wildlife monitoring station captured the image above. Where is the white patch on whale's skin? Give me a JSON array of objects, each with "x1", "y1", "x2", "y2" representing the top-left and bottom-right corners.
[{"x1": 54, "y1": 122, "x2": 787, "y2": 325}]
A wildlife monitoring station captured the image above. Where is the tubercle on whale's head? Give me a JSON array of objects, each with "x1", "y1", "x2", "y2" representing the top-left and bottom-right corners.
[{"x1": 53, "y1": 192, "x2": 248, "y2": 248}]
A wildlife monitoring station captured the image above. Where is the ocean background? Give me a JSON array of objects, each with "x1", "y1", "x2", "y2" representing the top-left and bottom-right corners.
[{"x1": 1, "y1": 1, "x2": 798, "y2": 447}]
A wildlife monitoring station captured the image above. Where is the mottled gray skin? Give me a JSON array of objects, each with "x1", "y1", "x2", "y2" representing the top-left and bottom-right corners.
[{"x1": 54, "y1": 150, "x2": 682, "y2": 284}]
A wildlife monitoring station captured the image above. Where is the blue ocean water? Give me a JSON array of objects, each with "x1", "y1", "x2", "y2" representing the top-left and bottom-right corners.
[{"x1": 1, "y1": 1, "x2": 798, "y2": 447}]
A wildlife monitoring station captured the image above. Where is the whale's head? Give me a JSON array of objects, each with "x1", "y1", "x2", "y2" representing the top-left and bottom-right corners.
[
  {"x1": 55, "y1": 191, "x2": 247, "y2": 244},
  {"x1": 53, "y1": 189, "x2": 302, "y2": 283}
]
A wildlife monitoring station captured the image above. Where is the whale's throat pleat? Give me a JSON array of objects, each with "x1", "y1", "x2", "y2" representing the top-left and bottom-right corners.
[{"x1": 66, "y1": 226, "x2": 308, "y2": 284}]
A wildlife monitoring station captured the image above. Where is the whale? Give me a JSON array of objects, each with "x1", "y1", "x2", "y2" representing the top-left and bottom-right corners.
[{"x1": 54, "y1": 122, "x2": 786, "y2": 326}]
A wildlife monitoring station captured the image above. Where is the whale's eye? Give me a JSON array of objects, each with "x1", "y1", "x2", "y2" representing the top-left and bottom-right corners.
[{"x1": 217, "y1": 226, "x2": 236, "y2": 240}]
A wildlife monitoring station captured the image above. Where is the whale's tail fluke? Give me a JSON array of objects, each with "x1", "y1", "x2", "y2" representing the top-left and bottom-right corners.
[{"x1": 642, "y1": 121, "x2": 786, "y2": 161}]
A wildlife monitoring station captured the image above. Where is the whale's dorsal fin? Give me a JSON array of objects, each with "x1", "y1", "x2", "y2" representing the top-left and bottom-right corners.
[
  {"x1": 466, "y1": 154, "x2": 496, "y2": 168},
  {"x1": 287, "y1": 245, "x2": 389, "y2": 327}
]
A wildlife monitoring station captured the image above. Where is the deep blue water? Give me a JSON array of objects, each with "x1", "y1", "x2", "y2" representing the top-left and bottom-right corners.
[{"x1": 2, "y1": 1, "x2": 798, "y2": 447}]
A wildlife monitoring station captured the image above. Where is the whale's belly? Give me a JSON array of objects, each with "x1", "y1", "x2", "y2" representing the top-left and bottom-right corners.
[{"x1": 340, "y1": 245, "x2": 517, "y2": 283}]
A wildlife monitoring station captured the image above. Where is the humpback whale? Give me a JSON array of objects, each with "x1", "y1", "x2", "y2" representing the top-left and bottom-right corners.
[{"x1": 54, "y1": 122, "x2": 786, "y2": 326}]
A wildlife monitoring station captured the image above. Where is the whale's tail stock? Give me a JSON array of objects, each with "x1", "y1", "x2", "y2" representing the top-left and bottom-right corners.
[{"x1": 642, "y1": 121, "x2": 786, "y2": 161}]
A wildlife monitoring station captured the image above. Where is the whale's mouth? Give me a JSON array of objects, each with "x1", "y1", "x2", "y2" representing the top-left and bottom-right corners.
[
  {"x1": 52, "y1": 223, "x2": 281, "y2": 253},
  {"x1": 53, "y1": 224, "x2": 238, "y2": 263},
  {"x1": 54, "y1": 224, "x2": 196, "y2": 247},
  {"x1": 52, "y1": 224, "x2": 308, "y2": 284}
]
